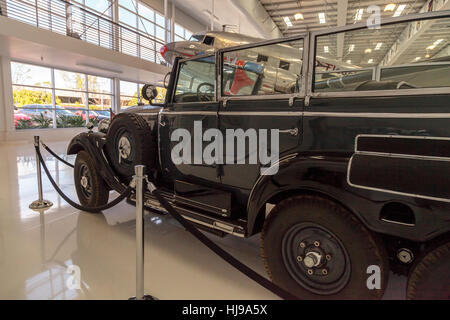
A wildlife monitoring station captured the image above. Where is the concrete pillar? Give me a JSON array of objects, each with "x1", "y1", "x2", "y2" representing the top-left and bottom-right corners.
[
  {"x1": 170, "y1": 1, "x2": 175, "y2": 42},
  {"x1": 1, "y1": 56, "x2": 14, "y2": 136},
  {"x1": 113, "y1": 77, "x2": 121, "y2": 113},
  {"x1": 112, "y1": 0, "x2": 120, "y2": 52},
  {"x1": 164, "y1": 0, "x2": 169, "y2": 43},
  {"x1": 0, "y1": 56, "x2": 5, "y2": 140}
]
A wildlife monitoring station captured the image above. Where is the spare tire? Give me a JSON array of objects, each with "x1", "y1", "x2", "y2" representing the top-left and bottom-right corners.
[{"x1": 105, "y1": 113, "x2": 156, "y2": 181}]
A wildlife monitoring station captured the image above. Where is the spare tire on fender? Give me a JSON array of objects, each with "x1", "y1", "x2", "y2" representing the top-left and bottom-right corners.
[{"x1": 105, "y1": 113, "x2": 157, "y2": 182}]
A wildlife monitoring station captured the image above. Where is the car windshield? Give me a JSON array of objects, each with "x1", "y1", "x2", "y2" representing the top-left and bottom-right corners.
[
  {"x1": 174, "y1": 56, "x2": 215, "y2": 103},
  {"x1": 189, "y1": 34, "x2": 204, "y2": 42}
]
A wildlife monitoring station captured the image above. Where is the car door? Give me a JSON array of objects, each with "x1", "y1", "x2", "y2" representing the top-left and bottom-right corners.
[
  {"x1": 159, "y1": 55, "x2": 220, "y2": 185},
  {"x1": 217, "y1": 36, "x2": 307, "y2": 190}
]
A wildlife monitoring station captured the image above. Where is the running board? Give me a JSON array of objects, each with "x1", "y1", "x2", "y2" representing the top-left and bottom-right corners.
[{"x1": 128, "y1": 191, "x2": 246, "y2": 238}]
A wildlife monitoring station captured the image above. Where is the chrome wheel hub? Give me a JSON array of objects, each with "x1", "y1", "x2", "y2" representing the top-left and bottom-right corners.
[
  {"x1": 118, "y1": 136, "x2": 131, "y2": 162},
  {"x1": 80, "y1": 176, "x2": 88, "y2": 189},
  {"x1": 303, "y1": 251, "x2": 323, "y2": 268}
]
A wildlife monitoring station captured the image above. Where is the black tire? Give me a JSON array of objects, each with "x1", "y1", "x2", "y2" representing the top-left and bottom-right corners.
[
  {"x1": 261, "y1": 195, "x2": 389, "y2": 299},
  {"x1": 407, "y1": 242, "x2": 450, "y2": 300},
  {"x1": 105, "y1": 113, "x2": 156, "y2": 181},
  {"x1": 74, "y1": 150, "x2": 109, "y2": 210}
]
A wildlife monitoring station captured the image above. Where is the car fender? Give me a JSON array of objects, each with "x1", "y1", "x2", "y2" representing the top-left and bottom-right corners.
[
  {"x1": 246, "y1": 152, "x2": 357, "y2": 236},
  {"x1": 67, "y1": 132, "x2": 125, "y2": 192}
]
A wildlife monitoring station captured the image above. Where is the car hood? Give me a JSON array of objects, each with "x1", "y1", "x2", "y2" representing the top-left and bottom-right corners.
[{"x1": 124, "y1": 104, "x2": 163, "y2": 114}]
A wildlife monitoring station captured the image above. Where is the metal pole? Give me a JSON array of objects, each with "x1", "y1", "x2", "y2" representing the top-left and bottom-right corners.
[
  {"x1": 29, "y1": 136, "x2": 53, "y2": 210},
  {"x1": 130, "y1": 165, "x2": 157, "y2": 300},
  {"x1": 135, "y1": 165, "x2": 145, "y2": 299}
]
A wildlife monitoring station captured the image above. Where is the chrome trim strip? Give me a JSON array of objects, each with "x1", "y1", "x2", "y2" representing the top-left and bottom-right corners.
[
  {"x1": 175, "y1": 195, "x2": 228, "y2": 213},
  {"x1": 303, "y1": 112, "x2": 450, "y2": 118},
  {"x1": 218, "y1": 93, "x2": 303, "y2": 102},
  {"x1": 160, "y1": 111, "x2": 218, "y2": 115},
  {"x1": 159, "y1": 111, "x2": 450, "y2": 118},
  {"x1": 381, "y1": 218, "x2": 415, "y2": 227},
  {"x1": 220, "y1": 111, "x2": 303, "y2": 116},
  {"x1": 346, "y1": 134, "x2": 450, "y2": 203},
  {"x1": 157, "y1": 111, "x2": 163, "y2": 169},
  {"x1": 356, "y1": 134, "x2": 450, "y2": 143},
  {"x1": 355, "y1": 150, "x2": 450, "y2": 162},
  {"x1": 310, "y1": 88, "x2": 450, "y2": 98},
  {"x1": 129, "y1": 195, "x2": 245, "y2": 237},
  {"x1": 182, "y1": 215, "x2": 245, "y2": 237}
]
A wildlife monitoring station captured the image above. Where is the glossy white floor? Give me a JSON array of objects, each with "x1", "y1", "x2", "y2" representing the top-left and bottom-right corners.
[{"x1": 0, "y1": 140, "x2": 406, "y2": 300}]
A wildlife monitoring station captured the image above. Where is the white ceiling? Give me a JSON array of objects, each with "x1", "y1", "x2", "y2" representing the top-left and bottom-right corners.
[
  {"x1": 174, "y1": 0, "x2": 258, "y2": 36},
  {"x1": 261, "y1": 0, "x2": 429, "y2": 35}
]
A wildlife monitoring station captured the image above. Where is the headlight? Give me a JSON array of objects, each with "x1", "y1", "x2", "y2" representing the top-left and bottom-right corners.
[{"x1": 98, "y1": 119, "x2": 110, "y2": 133}]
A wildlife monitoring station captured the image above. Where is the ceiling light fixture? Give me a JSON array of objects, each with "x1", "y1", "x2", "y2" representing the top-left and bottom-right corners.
[
  {"x1": 346, "y1": 60, "x2": 352, "y2": 64},
  {"x1": 368, "y1": 59, "x2": 374, "y2": 64},
  {"x1": 414, "y1": 57, "x2": 421, "y2": 61},
  {"x1": 384, "y1": 4, "x2": 396, "y2": 12},
  {"x1": 393, "y1": 4, "x2": 406, "y2": 17},
  {"x1": 283, "y1": 16, "x2": 293, "y2": 27},
  {"x1": 375, "y1": 42, "x2": 383, "y2": 50},
  {"x1": 427, "y1": 39, "x2": 444, "y2": 50},
  {"x1": 349, "y1": 44, "x2": 355, "y2": 52},
  {"x1": 355, "y1": 9, "x2": 364, "y2": 21},
  {"x1": 365, "y1": 48, "x2": 372, "y2": 54},
  {"x1": 294, "y1": 13, "x2": 304, "y2": 20},
  {"x1": 318, "y1": 12, "x2": 326, "y2": 24},
  {"x1": 324, "y1": 46, "x2": 329, "y2": 53}
]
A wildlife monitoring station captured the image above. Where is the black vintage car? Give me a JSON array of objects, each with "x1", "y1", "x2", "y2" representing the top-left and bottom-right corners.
[{"x1": 68, "y1": 11, "x2": 450, "y2": 299}]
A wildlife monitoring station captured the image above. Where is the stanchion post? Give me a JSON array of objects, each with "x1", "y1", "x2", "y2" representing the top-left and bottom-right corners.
[
  {"x1": 129, "y1": 165, "x2": 157, "y2": 300},
  {"x1": 30, "y1": 136, "x2": 53, "y2": 210}
]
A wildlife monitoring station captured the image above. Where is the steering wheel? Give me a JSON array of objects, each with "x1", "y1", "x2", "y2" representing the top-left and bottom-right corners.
[{"x1": 197, "y1": 82, "x2": 214, "y2": 101}]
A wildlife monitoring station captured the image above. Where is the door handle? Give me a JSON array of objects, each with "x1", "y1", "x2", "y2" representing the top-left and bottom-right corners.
[
  {"x1": 279, "y1": 128, "x2": 299, "y2": 136},
  {"x1": 159, "y1": 119, "x2": 166, "y2": 127}
]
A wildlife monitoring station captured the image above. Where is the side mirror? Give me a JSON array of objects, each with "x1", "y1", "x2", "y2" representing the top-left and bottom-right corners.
[
  {"x1": 141, "y1": 84, "x2": 158, "y2": 103},
  {"x1": 163, "y1": 72, "x2": 171, "y2": 89}
]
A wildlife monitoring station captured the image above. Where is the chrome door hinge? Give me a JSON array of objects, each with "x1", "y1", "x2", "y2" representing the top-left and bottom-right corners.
[
  {"x1": 289, "y1": 96, "x2": 295, "y2": 107},
  {"x1": 304, "y1": 95, "x2": 311, "y2": 107}
]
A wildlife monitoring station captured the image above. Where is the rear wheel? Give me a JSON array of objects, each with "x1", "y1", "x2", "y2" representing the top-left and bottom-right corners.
[
  {"x1": 261, "y1": 195, "x2": 389, "y2": 299},
  {"x1": 74, "y1": 150, "x2": 109, "y2": 210},
  {"x1": 407, "y1": 241, "x2": 450, "y2": 300}
]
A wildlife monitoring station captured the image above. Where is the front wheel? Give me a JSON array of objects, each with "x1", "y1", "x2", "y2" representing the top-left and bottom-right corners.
[
  {"x1": 261, "y1": 195, "x2": 389, "y2": 299},
  {"x1": 407, "y1": 241, "x2": 450, "y2": 300},
  {"x1": 74, "y1": 150, "x2": 109, "y2": 211}
]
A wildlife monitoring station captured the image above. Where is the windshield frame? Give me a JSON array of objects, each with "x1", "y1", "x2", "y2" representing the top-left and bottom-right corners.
[{"x1": 170, "y1": 54, "x2": 217, "y2": 104}]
